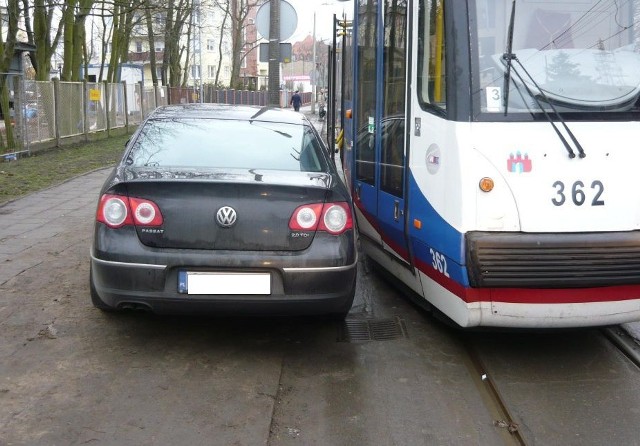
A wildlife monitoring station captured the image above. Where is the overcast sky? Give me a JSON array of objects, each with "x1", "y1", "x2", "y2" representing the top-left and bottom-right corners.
[{"x1": 275, "y1": 0, "x2": 353, "y2": 42}]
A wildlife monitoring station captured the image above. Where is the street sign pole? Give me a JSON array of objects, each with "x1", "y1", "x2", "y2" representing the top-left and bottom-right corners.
[{"x1": 268, "y1": 0, "x2": 281, "y2": 107}]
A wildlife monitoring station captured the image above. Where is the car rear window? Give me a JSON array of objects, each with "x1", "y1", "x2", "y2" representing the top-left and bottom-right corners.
[{"x1": 126, "y1": 118, "x2": 328, "y2": 172}]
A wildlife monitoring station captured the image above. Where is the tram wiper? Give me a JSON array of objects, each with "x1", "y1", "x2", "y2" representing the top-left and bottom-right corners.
[
  {"x1": 501, "y1": 0, "x2": 585, "y2": 159},
  {"x1": 502, "y1": 0, "x2": 517, "y2": 116},
  {"x1": 509, "y1": 59, "x2": 586, "y2": 159}
]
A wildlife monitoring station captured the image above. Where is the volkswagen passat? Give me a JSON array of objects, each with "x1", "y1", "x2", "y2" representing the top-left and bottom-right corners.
[{"x1": 90, "y1": 104, "x2": 357, "y2": 317}]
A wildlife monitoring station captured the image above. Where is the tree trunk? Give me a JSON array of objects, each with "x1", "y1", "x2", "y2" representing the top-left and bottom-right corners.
[
  {"x1": 0, "y1": 0, "x2": 20, "y2": 149},
  {"x1": 145, "y1": 4, "x2": 158, "y2": 85}
]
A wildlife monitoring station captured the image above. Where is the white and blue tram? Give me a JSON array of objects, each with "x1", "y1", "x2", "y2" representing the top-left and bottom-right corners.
[{"x1": 342, "y1": 0, "x2": 640, "y2": 327}]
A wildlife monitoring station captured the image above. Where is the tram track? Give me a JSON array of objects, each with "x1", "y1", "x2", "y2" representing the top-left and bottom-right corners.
[
  {"x1": 459, "y1": 334, "x2": 527, "y2": 446},
  {"x1": 601, "y1": 326, "x2": 640, "y2": 370},
  {"x1": 455, "y1": 325, "x2": 640, "y2": 446}
]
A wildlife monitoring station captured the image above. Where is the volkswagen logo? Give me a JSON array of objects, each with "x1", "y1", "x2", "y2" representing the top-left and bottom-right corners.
[{"x1": 216, "y1": 206, "x2": 237, "y2": 228}]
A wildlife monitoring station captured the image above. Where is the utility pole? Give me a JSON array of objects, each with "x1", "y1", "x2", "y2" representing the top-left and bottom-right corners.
[{"x1": 268, "y1": 0, "x2": 281, "y2": 106}]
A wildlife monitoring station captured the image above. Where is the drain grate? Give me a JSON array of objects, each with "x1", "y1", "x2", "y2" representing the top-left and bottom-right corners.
[{"x1": 338, "y1": 316, "x2": 408, "y2": 343}]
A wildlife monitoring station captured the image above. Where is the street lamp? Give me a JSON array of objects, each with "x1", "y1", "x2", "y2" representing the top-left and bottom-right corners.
[{"x1": 312, "y1": 11, "x2": 317, "y2": 114}]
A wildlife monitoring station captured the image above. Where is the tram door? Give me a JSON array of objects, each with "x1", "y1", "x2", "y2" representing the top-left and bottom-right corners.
[{"x1": 354, "y1": 0, "x2": 409, "y2": 262}]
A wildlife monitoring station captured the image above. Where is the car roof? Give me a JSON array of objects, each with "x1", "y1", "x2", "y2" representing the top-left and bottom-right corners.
[{"x1": 149, "y1": 104, "x2": 307, "y2": 125}]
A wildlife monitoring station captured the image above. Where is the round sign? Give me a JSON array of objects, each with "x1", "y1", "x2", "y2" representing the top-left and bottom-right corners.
[{"x1": 255, "y1": 0, "x2": 298, "y2": 41}]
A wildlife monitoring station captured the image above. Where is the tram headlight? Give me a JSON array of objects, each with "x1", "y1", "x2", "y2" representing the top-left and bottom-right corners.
[{"x1": 479, "y1": 177, "x2": 495, "y2": 192}]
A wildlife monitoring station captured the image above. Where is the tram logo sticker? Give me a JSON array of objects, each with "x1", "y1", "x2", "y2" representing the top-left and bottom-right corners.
[
  {"x1": 426, "y1": 144, "x2": 441, "y2": 174},
  {"x1": 507, "y1": 152, "x2": 532, "y2": 173}
]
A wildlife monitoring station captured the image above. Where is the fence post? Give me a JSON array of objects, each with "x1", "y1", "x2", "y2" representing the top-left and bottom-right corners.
[
  {"x1": 104, "y1": 81, "x2": 111, "y2": 136},
  {"x1": 18, "y1": 76, "x2": 30, "y2": 154},
  {"x1": 12, "y1": 76, "x2": 24, "y2": 152},
  {"x1": 122, "y1": 81, "x2": 129, "y2": 132},
  {"x1": 82, "y1": 80, "x2": 89, "y2": 141},
  {"x1": 139, "y1": 82, "x2": 146, "y2": 118},
  {"x1": 53, "y1": 78, "x2": 61, "y2": 147},
  {"x1": 155, "y1": 84, "x2": 160, "y2": 108}
]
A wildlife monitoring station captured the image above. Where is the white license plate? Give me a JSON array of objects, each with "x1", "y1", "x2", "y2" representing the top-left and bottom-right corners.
[{"x1": 186, "y1": 272, "x2": 271, "y2": 295}]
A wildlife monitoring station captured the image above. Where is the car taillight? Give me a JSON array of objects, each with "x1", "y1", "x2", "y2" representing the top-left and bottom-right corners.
[
  {"x1": 319, "y1": 203, "x2": 352, "y2": 234},
  {"x1": 97, "y1": 194, "x2": 163, "y2": 228},
  {"x1": 289, "y1": 202, "x2": 353, "y2": 235},
  {"x1": 97, "y1": 195, "x2": 132, "y2": 228},
  {"x1": 129, "y1": 197, "x2": 163, "y2": 226},
  {"x1": 290, "y1": 203, "x2": 323, "y2": 230}
]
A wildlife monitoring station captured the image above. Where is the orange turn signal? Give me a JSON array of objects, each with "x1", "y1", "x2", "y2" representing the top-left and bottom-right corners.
[
  {"x1": 413, "y1": 219, "x2": 422, "y2": 229},
  {"x1": 346, "y1": 109, "x2": 352, "y2": 119},
  {"x1": 479, "y1": 177, "x2": 494, "y2": 192}
]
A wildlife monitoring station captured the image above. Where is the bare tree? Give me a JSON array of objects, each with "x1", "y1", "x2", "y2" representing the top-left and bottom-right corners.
[
  {"x1": 59, "y1": 0, "x2": 95, "y2": 81},
  {"x1": 144, "y1": 0, "x2": 160, "y2": 85},
  {"x1": 229, "y1": 0, "x2": 259, "y2": 89},
  {"x1": 105, "y1": 0, "x2": 143, "y2": 83},
  {"x1": 207, "y1": 0, "x2": 232, "y2": 87},
  {"x1": 161, "y1": 0, "x2": 193, "y2": 86},
  {"x1": 0, "y1": 0, "x2": 20, "y2": 148},
  {"x1": 22, "y1": 0, "x2": 65, "y2": 80},
  {"x1": 213, "y1": 0, "x2": 230, "y2": 86}
]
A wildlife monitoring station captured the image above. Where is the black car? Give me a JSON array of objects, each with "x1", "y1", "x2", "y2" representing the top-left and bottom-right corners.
[{"x1": 90, "y1": 104, "x2": 357, "y2": 317}]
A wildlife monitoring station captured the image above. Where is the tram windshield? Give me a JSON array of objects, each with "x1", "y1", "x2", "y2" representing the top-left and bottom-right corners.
[{"x1": 474, "y1": 0, "x2": 640, "y2": 118}]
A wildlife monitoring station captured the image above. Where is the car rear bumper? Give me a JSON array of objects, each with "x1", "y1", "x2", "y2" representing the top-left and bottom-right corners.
[{"x1": 90, "y1": 230, "x2": 357, "y2": 315}]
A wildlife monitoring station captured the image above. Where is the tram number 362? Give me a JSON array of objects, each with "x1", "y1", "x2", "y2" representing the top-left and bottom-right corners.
[
  {"x1": 552, "y1": 180, "x2": 605, "y2": 207},
  {"x1": 430, "y1": 249, "x2": 450, "y2": 278}
]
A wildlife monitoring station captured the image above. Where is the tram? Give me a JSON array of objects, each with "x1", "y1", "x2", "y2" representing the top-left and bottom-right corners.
[{"x1": 341, "y1": 0, "x2": 640, "y2": 327}]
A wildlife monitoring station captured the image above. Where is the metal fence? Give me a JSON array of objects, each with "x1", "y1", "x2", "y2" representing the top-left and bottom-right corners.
[
  {"x1": 168, "y1": 85, "x2": 312, "y2": 109},
  {"x1": 2, "y1": 77, "x2": 311, "y2": 157}
]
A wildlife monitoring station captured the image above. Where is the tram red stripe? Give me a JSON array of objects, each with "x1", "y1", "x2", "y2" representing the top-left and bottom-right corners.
[{"x1": 354, "y1": 202, "x2": 411, "y2": 261}]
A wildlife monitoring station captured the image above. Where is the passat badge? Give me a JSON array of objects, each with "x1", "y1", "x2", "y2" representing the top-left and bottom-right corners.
[{"x1": 216, "y1": 206, "x2": 237, "y2": 228}]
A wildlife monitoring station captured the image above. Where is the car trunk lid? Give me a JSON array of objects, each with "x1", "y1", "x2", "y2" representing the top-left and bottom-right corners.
[{"x1": 120, "y1": 167, "x2": 332, "y2": 251}]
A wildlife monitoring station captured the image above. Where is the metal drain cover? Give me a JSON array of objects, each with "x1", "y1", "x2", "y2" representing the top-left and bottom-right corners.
[{"x1": 338, "y1": 317, "x2": 408, "y2": 343}]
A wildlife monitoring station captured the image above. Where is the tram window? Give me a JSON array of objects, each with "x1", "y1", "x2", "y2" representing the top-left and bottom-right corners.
[
  {"x1": 472, "y1": 1, "x2": 640, "y2": 117},
  {"x1": 356, "y1": 126, "x2": 376, "y2": 184},
  {"x1": 356, "y1": 0, "x2": 378, "y2": 185},
  {"x1": 380, "y1": 119, "x2": 405, "y2": 197},
  {"x1": 417, "y1": 0, "x2": 447, "y2": 112}
]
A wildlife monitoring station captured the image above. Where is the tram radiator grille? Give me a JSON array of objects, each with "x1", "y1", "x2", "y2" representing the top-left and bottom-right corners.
[{"x1": 466, "y1": 231, "x2": 640, "y2": 288}]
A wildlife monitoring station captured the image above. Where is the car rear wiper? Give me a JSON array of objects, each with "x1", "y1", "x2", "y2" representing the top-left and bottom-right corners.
[
  {"x1": 501, "y1": 0, "x2": 585, "y2": 159},
  {"x1": 249, "y1": 119, "x2": 292, "y2": 138},
  {"x1": 249, "y1": 107, "x2": 271, "y2": 122}
]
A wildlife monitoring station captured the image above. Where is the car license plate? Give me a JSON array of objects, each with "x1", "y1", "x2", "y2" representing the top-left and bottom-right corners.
[{"x1": 178, "y1": 271, "x2": 271, "y2": 295}]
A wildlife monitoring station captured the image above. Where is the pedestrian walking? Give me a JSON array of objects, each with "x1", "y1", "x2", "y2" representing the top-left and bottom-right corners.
[{"x1": 290, "y1": 90, "x2": 302, "y2": 112}]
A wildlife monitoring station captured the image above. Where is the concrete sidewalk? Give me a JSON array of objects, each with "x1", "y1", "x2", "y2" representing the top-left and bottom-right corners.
[{"x1": 0, "y1": 168, "x2": 111, "y2": 285}]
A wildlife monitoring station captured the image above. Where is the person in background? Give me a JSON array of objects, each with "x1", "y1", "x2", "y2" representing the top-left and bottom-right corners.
[
  {"x1": 290, "y1": 90, "x2": 302, "y2": 112},
  {"x1": 318, "y1": 89, "x2": 326, "y2": 120}
]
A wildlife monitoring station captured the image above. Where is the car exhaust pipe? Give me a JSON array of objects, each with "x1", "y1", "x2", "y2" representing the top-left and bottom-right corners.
[{"x1": 118, "y1": 302, "x2": 152, "y2": 312}]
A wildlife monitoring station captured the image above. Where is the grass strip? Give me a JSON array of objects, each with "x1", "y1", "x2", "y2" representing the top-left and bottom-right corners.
[{"x1": 0, "y1": 134, "x2": 131, "y2": 205}]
